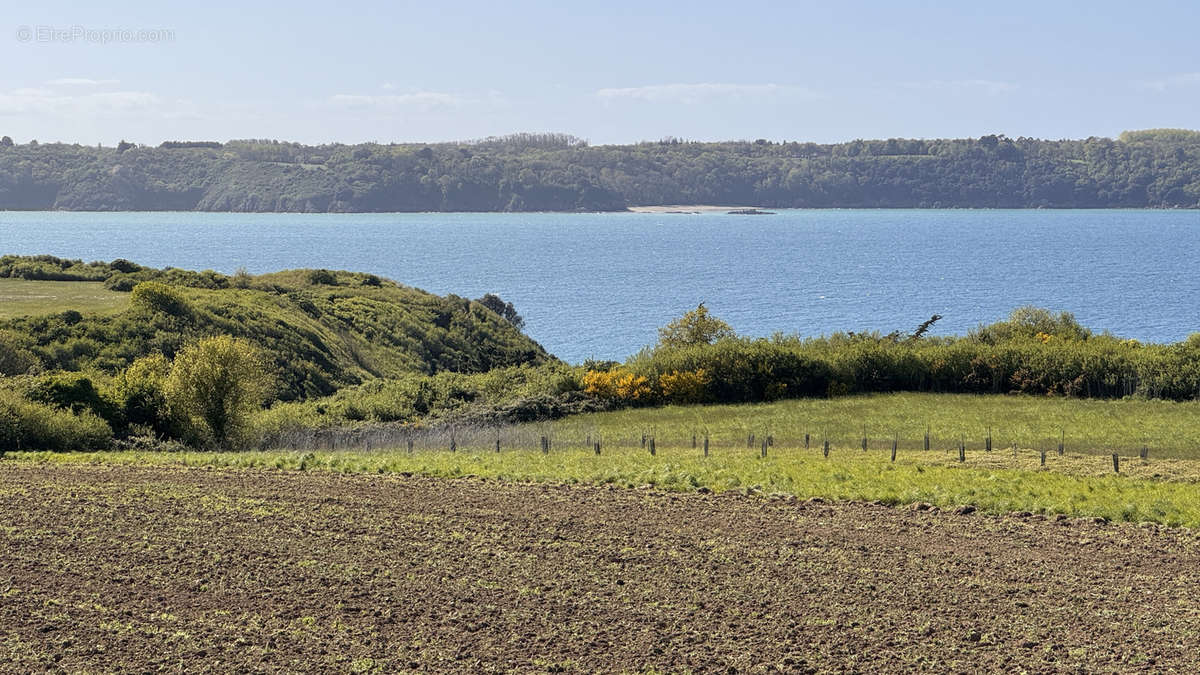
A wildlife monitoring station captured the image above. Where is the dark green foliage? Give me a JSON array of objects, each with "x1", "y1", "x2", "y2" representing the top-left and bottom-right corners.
[
  {"x1": 307, "y1": 269, "x2": 338, "y2": 286},
  {"x1": 0, "y1": 255, "x2": 113, "y2": 282},
  {"x1": 624, "y1": 324, "x2": 1200, "y2": 405},
  {"x1": 2, "y1": 131, "x2": 1200, "y2": 211},
  {"x1": 474, "y1": 294, "x2": 524, "y2": 330},
  {"x1": 159, "y1": 141, "x2": 222, "y2": 149},
  {"x1": 0, "y1": 389, "x2": 113, "y2": 451},
  {"x1": 24, "y1": 373, "x2": 123, "y2": 430},
  {"x1": 0, "y1": 330, "x2": 38, "y2": 375},
  {"x1": 633, "y1": 338, "x2": 831, "y2": 402},
  {"x1": 0, "y1": 255, "x2": 227, "y2": 290}
]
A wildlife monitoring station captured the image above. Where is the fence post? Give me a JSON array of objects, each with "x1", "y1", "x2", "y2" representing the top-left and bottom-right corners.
[
  {"x1": 1058, "y1": 430, "x2": 1065, "y2": 456},
  {"x1": 924, "y1": 428, "x2": 930, "y2": 452},
  {"x1": 1140, "y1": 445, "x2": 1148, "y2": 460},
  {"x1": 985, "y1": 426, "x2": 992, "y2": 453},
  {"x1": 450, "y1": 436, "x2": 456, "y2": 453},
  {"x1": 649, "y1": 437, "x2": 656, "y2": 456},
  {"x1": 760, "y1": 438, "x2": 768, "y2": 458},
  {"x1": 407, "y1": 438, "x2": 414, "y2": 454},
  {"x1": 747, "y1": 433, "x2": 754, "y2": 448},
  {"x1": 890, "y1": 437, "x2": 897, "y2": 462},
  {"x1": 823, "y1": 439, "x2": 830, "y2": 458},
  {"x1": 958, "y1": 442, "x2": 965, "y2": 463},
  {"x1": 594, "y1": 440, "x2": 601, "y2": 456},
  {"x1": 1040, "y1": 448, "x2": 1046, "y2": 466},
  {"x1": 804, "y1": 432, "x2": 810, "y2": 450},
  {"x1": 692, "y1": 433, "x2": 697, "y2": 449},
  {"x1": 861, "y1": 429, "x2": 868, "y2": 452},
  {"x1": 1112, "y1": 453, "x2": 1120, "y2": 473},
  {"x1": 495, "y1": 437, "x2": 501, "y2": 454},
  {"x1": 703, "y1": 434, "x2": 709, "y2": 458}
]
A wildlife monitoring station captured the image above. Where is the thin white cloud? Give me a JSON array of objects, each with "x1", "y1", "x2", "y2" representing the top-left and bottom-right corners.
[
  {"x1": 0, "y1": 87, "x2": 163, "y2": 116},
  {"x1": 46, "y1": 78, "x2": 120, "y2": 87},
  {"x1": 327, "y1": 92, "x2": 464, "y2": 112},
  {"x1": 1141, "y1": 73, "x2": 1200, "y2": 92},
  {"x1": 900, "y1": 79, "x2": 1017, "y2": 96},
  {"x1": 596, "y1": 82, "x2": 823, "y2": 105}
]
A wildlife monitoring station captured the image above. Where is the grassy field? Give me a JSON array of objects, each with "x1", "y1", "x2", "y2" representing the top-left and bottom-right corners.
[
  {"x1": 541, "y1": 392, "x2": 1200, "y2": 458},
  {"x1": 14, "y1": 439, "x2": 1200, "y2": 527},
  {"x1": 0, "y1": 278, "x2": 128, "y2": 318},
  {"x1": 13, "y1": 392, "x2": 1200, "y2": 525}
]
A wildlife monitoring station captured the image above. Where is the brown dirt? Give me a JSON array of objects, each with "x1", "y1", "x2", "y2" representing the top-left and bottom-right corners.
[{"x1": 2, "y1": 463, "x2": 1199, "y2": 673}]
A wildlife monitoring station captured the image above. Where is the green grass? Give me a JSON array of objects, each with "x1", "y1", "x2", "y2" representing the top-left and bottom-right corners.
[
  {"x1": 0, "y1": 278, "x2": 128, "y2": 318},
  {"x1": 10, "y1": 392, "x2": 1200, "y2": 527},
  {"x1": 10, "y1": 442, "x2": 1200, "y2": 527},
  {"x1": 542, "y1": 392, "x2": 1200, "y2": 459}
]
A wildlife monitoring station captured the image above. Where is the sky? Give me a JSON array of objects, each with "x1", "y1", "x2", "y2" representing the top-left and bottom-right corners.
[{"x1": 2, "y1": 0, "x2": 1199, "y2": 146}]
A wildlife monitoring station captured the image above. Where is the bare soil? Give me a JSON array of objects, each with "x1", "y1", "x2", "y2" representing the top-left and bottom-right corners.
[{"x1": 2, "y1": 463, "x2": 1199, "y2": 673}]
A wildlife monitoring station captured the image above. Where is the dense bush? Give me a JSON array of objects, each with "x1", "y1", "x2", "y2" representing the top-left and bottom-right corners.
[
  {"x1": 165, "y1": 336, "x2": 275, "y2": 449},
  {"x1": 252, "y1": 362, "x2": 581, "y2": 434},
  {"x1": 115, "y1": 354, "x2": 173, "y2": 436},
  {"x1": 0, "y1": 389, "x2": 112, "y2": 451},
  {"x1": 0, "y1": 330, "x2": 39, "y2": 375},
  {"x1": 130, "y1": 281, "x2": 192, "y2": 317}
]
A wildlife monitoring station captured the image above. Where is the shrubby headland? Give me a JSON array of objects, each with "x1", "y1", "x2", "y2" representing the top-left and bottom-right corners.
[
  {"x1": 1, "y1": 129, "x2": 1199, "y2": 211},
  {"x1": 3, "y1": 255, "x2": 1200, "y2": 454}
]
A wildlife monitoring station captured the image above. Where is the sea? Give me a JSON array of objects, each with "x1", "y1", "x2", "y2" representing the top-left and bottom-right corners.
[{"x1": 1, "y1": 209, "x2": 1197, "y2": 363}]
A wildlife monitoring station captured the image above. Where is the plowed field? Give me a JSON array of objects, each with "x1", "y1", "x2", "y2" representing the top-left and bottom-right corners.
[{"x1": 2, "y1": 463, "x2": 1199, "y2": 672}]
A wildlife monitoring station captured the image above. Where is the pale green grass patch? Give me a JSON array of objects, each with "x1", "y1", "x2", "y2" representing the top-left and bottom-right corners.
[{"x1": 0, "y1": 278, "x2": 128, "y2": 318}]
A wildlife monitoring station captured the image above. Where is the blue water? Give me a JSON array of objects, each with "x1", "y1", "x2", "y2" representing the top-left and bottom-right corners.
[{"x1": 1, "y1": 210, "x2": 1197, "y2": 362}]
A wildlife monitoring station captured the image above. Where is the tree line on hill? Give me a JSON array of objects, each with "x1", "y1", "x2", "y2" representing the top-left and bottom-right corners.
[{"x1": 0, "y1": 129, "x2": 1198, "y2": 211}]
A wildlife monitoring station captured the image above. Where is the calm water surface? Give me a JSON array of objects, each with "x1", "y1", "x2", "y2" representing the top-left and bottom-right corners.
[{"x1": 1, "y1": 210, "x2": 1197, "y2": 363}]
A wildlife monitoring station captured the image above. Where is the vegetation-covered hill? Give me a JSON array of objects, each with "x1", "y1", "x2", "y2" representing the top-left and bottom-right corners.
[
  {"x1": 0, "y1": 256, "x2": 549, "y2": 400},
  {"x1": 2, "y1": 129, "x2": 1200, "y2": 211}
]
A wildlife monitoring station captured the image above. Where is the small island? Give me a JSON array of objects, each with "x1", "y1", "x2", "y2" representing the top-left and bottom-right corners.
[{"x1": 727, "y1": 208, "x2": 776, "y2": 215}]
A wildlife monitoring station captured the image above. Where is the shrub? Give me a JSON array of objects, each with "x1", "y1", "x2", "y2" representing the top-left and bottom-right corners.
[
  {"x1": 0, "y1": 390, "x2": 112, "y2": 452},
  {"x1": 164, "y1": 336, "x2": 275, "y2": 449},
  {"x1": 0, "y1": 330, "x2": 39, "y2": 376},
  {"x1": 130, "y1": 281, "x2": 191, "y2": 317},
  {"x1": 24, "y1": 372, "x2": 123, "y2": 429},
  {"x1": 659, "y1": 369, "x2": 712, "y2": 404},
  {"x1": 583, "y1": 368, "x2": 653, "y2": 403},
  {"x1": 657, "y1": 304, "x2": 734, "y2": 348},
  {"x1": 116, "y1": 354, "x2": 173, "y2": 435},
  {"x1": 307, "y1": 269, "x2": 338, "y2": 286}
]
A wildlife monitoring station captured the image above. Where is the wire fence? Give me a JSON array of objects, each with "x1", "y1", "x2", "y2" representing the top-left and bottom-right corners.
[{"x1": 257, "y1": 421, "x2": 1165, "y2": 471}]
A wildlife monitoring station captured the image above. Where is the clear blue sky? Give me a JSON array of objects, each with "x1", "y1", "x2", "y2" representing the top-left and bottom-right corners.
[{"x1": 3, "y1": 0, "x2": 1198, "y2": 146}]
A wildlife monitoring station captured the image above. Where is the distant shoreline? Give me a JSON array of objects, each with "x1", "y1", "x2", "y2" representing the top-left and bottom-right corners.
[{"x1": 626, "y1": 205, "x2": 755, "y2": 213}]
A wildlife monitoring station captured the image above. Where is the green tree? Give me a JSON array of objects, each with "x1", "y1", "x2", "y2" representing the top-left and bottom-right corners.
[
  {"x1": 164, "y1": 336, "x2": 274, "y2": 449},
  {"x1": 475, "y1": 293, "x2": 525, "y2": 331},
  {"x1": 657, "y1": 303, "x2": 735, "y2": 348},
  {"x1": 117, "y1": 353, "x2": 173, "y2": 435}
]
